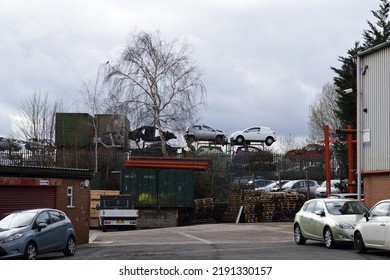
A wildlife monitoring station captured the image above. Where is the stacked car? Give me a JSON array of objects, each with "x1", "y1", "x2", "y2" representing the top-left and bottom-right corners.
[
  {"x1": 183, "y1": 124, "x2": 277, "y2": 147},
  {"x1": 229, "y1": 126, "x2": 276, "y2": 146},
  {"x1": 184, "y1": 124, "x2": 227, "y2": 144}
]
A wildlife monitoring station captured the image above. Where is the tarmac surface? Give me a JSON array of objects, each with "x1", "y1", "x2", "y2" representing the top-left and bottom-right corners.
[
  {"x1": 56, "y1": 222, "x2": 389, "y2": 260},
  {"x1": 88, "y1": 222, "x2": 293, "y2": 246},
  {"x1": 34, "y1": 222, "x2": 390, "y2": 260}
]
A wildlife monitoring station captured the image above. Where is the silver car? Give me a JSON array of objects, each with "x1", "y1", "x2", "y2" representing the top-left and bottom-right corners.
[
  {"x1": 294, "y1": 198, "x2": 369, "y2": 248},
  {"x1": 0, "y1": 208, "x2": 76, "y2": 260},
  {"x1": 281, "y1": 179, "x2": 319, "y2": 197},
  {"x1": 184, "y1": 124, "x2": 227, "y2": 144}
]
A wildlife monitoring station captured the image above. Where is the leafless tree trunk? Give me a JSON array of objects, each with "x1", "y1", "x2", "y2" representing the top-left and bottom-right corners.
[
  {"x1": 79, "y1": 65, "x2": 110, "y2": 172},
  {"x1": 308, "y1": 82, "x2": 341, "y2": 140},
  {"x1": 104, "y1": 29, "x2": 206, "y2": 156},
  {"x1": 14, "y1": 89, "x2": 64, "y2": 143}
]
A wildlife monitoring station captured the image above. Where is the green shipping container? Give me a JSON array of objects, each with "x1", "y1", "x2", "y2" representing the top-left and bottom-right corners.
[
  {"x1": 120, "y1": 168, "x2": 194, "y2": 207},
  {"x1": 55, "y1": 113, "x2": 94, "y2": 148}
]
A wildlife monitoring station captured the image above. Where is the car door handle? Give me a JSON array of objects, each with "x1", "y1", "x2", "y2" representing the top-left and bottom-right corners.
[{"x1": 380, "y1": 223, "x2": 386, "y2": 226}]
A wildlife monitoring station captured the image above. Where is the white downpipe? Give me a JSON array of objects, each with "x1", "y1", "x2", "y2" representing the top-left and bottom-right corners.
[{"x1": 356, "y1": 56, "x2": 362, "y2": 201}]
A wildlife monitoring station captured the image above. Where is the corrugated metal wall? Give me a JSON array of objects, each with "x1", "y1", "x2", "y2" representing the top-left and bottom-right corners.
[{"x1": 360, "y1": 45, "x2": 390, "y2": 171}]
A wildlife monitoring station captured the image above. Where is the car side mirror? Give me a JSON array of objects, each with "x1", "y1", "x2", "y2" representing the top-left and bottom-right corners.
[
  {"x1": 37, "y1": 222, "x2": 47, "y2": 232},
  {"x1": 363, "y1": 211, "x2": 369, "y2": 222},
  {"x1": 315, "y1": 210, "x2": 325, "y2": 217},
  {"x1": 96, "y1": 204, "x2": 100, "y2": 210}
]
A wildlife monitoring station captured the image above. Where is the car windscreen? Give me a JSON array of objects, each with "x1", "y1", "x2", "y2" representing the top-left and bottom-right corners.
[
  {"x1": 0, "y1": 212, "x2": 36, "y2": 229},
  {"x1": 326, "y1": 201, "x2": 368, "y2": 215}
]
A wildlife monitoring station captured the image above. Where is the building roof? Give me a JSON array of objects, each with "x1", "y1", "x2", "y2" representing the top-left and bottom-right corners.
[
  {"x1": 124, "y1": 156, "x2": 210, "y2": 171},
  {"x1": 358, "y1": 41, "x2": 390, "y2": 57},
  {"x1": 0, "y1": 165, "x2": 95, "y2": 179}
]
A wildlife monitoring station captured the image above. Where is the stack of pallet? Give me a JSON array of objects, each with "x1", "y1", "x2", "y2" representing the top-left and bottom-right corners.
[
  {"x1": 280, "y1": 191, "x2": 306, "y2": 221},
  {"x1": 242, "y1": 190, "x2": 263, "y2": 223},
  {"x1": 192, "y1": 198, "x2": 215, "y2": 224},
  {"x1": 259, "y1": 192, "x2": 284, "y2": 222},
  {"x1": 89, "y1": 190, "x2": 120, "y2": 228},
  {"x1": 224, "y1": 189, "x2": 244, "y2": 222},
  {"x1": 224, "y1": 189, "x2": 307, "y2": 223}
]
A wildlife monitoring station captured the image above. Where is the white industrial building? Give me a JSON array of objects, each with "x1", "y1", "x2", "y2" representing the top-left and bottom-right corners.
[{"x1": 357, "y1": 41, "x2": 390, "y2": 208}]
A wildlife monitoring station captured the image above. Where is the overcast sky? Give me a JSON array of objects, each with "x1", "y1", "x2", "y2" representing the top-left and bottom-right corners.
[{"x1": 0, "y1": 0, "x2": 380, "y2": 141}]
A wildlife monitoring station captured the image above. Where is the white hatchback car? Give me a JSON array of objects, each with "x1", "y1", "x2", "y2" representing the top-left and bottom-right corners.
[
  {"x1": 353, "y1": 199, "x2": 390, "y2": 253},
  {"x1": 315, "y1": 180, "x2": 343, "y2": 198},
  {"x1": 229, "y1": 126, "x2": 276, "y2": 146}
]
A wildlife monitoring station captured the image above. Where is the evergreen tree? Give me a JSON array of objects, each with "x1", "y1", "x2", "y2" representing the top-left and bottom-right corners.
[
  {"x1": 332, "y1": 0, "x2": 390, "y2": 130},
  {"x1": 329, "y1": 0, "x2": 390, "y2": 180},
  {"x1": 331, "y1": 43, "x2": 364, "y2": 129},
  {"x1": 363, "y1": 0, "x2": 390, "y2": 49}
]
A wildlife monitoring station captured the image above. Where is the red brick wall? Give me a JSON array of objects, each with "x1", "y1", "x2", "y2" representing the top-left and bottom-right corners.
[
  {"x1": 0, "y1": 176, "x2": 91, "y2": 245},
  {"x1": 363, "y1": 174, "x2": 390, "y2": 208},
  {"x1": 55, "y1": 179, "x2": 90, "y2": 245}
]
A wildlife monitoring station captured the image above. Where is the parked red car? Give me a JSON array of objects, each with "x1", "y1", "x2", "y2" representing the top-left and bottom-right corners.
[{"x1": 285, "y1": 144, "x2": 324, "y2": 161}]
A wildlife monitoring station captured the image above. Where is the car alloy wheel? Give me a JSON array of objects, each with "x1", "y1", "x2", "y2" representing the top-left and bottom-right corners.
[
  {"x1": 354, "y1": 231, "x2": 367, "y2": 253},
  {"x1": 324, "y1": 227, "x2": 336, "y2": 249},
  {"x1": 294, "y1": 224, "x2": 306, "y2": 245},
  {"x1": 63, "y1": 236, "x2": 77, "y2": 256},
  {"x1": 24, "y1": 242, "x2": 37, "y2": 260},
  {"x1": 265, "y1": 137, "x2": 274, "y2": 146},
  {"x1": 187, "y1": 136, "x2": 195, "y2": 143},
  {"x1": 236, "y1": 136, "x2": 244, "y2": 145}
]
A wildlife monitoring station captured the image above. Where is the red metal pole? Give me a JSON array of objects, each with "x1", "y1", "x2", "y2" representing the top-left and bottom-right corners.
[
  {"x1": 324, "y1": 125, "x2": 331, "y2": 197},
  {"x1": 347, "y1": 125, "x2": 354, "y2": 193}
]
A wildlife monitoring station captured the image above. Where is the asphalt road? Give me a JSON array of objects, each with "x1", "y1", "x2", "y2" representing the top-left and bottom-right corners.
[{"x1": 42, "y1": 222, "x2": 390, "y2": 260}]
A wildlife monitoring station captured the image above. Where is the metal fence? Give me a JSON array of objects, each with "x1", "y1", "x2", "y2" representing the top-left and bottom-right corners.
[{"x1": 0, "y1": 147, "x2": 341, "y2": 200}]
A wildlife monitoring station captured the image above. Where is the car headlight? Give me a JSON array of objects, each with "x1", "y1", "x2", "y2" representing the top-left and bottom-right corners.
[
  {"x1": 4, "y1": 233, "x2": 23, "y2": 243},
  {"x1": 336, "y1": 222, "x2": 354, "y2": 229}
]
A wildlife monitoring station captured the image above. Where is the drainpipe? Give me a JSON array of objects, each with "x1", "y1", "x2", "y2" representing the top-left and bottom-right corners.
[{"x1": 356, "y1": 56, "x2": 362, "y2": 201}]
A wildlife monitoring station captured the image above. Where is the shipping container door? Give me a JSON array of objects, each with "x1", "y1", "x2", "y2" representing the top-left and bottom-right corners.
[
  {"x1": 158, "y1": 169, "x2": 194, "y2": 207},
  {"x1": 121, "y1": 168, "x2": 158, "y2": 206}
]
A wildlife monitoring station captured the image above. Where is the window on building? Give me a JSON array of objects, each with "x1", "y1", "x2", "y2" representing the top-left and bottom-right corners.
[{"x1": 67, "y1": 186, "x2": 74, "y2": 208}]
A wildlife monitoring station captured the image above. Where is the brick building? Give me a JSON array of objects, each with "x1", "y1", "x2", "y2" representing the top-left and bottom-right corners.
[{"x1": 0, "y1": 166, "x2": 94, "y2": 244}]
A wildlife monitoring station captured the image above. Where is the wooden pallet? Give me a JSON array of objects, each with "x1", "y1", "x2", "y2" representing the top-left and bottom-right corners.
[{"x1": 224, "y1": 189, "x2": 307, "y2": 223}]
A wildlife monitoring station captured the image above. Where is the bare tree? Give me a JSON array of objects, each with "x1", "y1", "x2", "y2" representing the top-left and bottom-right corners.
[
  {"x1": 14, "y1": 89, "x2": 64, "y2": 143},
  {"x1": 274, "y1": 133, "x2": 308, "y2": 154},
  {"x1": 79, "y1": 65, "x2": 110, "y2": 172},
  {"x1": 105, "y1": 29, "x2": 206, "y2": 156},
  {"x1": 308, "y1": 82, "x2": 341, "y2": 140}
]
